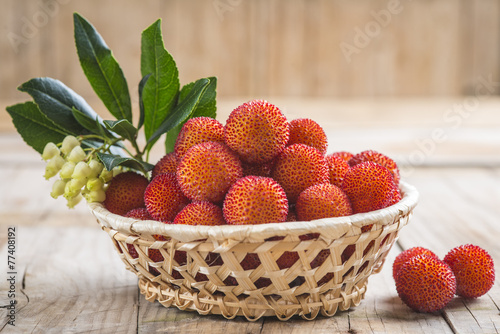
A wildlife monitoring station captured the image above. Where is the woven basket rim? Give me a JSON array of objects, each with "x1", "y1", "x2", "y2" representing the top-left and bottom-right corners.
[{"x1": 89, "y1": 181, "x2": 418, "y2": 243}]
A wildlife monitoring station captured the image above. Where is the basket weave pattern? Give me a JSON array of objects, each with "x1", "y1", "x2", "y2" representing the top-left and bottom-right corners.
[{"x1": 90, "y1": 182, "x2": 418, "y2": 321}]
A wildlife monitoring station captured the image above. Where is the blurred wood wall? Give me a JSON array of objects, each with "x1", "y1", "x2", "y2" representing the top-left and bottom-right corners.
[{"x1": 1, "y1": 0, "x2": 499, "y2": 104}]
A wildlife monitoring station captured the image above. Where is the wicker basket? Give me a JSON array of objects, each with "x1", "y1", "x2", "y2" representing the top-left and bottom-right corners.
[{"x1": 89, "y1": 181, "x2": 418, "y2": 321}]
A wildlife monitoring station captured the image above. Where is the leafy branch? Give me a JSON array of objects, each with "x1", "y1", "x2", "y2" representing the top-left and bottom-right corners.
[{"x1": 5, "y1": 13, "x2": 217, "y2": 177}]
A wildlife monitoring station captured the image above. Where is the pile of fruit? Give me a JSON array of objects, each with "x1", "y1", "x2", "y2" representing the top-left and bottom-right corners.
[
  {"x1": 393, "y1": 244, "x2": 495, "y2": 313},
  {"x1": 98, "y1": 99, "x2": 402, "y2": 225},
  {"x1": 39, "y1": 98, "x2": 405, "y2": 289}
]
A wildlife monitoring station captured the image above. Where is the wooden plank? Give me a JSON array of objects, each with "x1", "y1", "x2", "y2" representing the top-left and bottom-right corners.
[
  {"x1": 2, "y1": 0, "x2": 499, "y2": 99},
  {"x1": 469, "y1": 0, "x2": 500, "y2": 96},
  {"x1": 0, "y1": 226, "x2": 138, "y2": 333},
  {"x1": 1, "y1": 0, "x2": 43, "y2": 102},
  {"x1": 0, "y1": 156, "x2": 94, "y2": 227},
  {"x1": 0, "y1": 0, "x2": 17, "y2": 100},
  {"x1": 137, "y1": 297, "x2": 264, "y2": 333},
  {"x1": 399, "y1": 167, "x2": 500, "y2": 257}
]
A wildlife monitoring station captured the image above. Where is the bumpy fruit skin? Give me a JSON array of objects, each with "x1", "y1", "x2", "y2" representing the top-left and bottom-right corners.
[
  {"x1": 341, "y1": 161, "x2": 399, "y2": 214},
  {"x1": 287, "y1": 118, "x2": 328, "y2": 155},
  {"x1": 224, "y1": 99, "x2": 289, "y2": 164},
  {"x1": 348, "y1": 150, "x2": 400, "y2": 184},
  {"x1": 393, "y1": 247, "x2": 440, "y2": 280},
  {"x1": 242, "y1": 161, "x2": 273, "y2": 177},
  {"x1": 330, "y1": 151, "x2": 354, "y2": 163},
  {"x1": 173, "y1": 201, "x2": 226, "y2": 226},
  {"x1": 223, "y1": 176, "x2": 288, "y2": 225},
  {"x1": 271, "y1": 144, "x2": 329, "y2": 203},
  {"x1": 144, "y1": 172, "x2": 190, "y2": 222},
  {"x1": 174, "y1": 117, "x2": 225, "y2": 161},
  {"x1": 388, "y1": 188, "x2": 402, "y2": 206},
  {"x1": 151, "y1": 152, "x2": 178, "y2": 180},
  {"x1": 103, "y1": 171, "x2": 149, "y2": 216},
  {"x1": 396, "y1": 254, "x2": 456, "y2": 313},
  {"x1": 177, "y1": 141, "x2": 243, "y2": 203},
  {"x1": 125, "y1": 207, "x2": 153, "y2": 220},
  {"x1": 443, "y1": 244, "x2": 495, "y2": 298},
  {"x1": 325, "y1": 154, "x2": 350, "y2": 188},
  {"x1": 296, "y1": 183, "x2": 353, "y2": 221}
]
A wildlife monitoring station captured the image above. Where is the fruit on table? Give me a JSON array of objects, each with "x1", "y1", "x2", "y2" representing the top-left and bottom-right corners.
[
  {"x1": 392, "y1": 246, "x2": 440, "y2": 280},
  {"x1": 393, "y1": 243, "x2": 495, "y2": 312},
  {"x1": 395, "y1": 254, "x2": 456, "y2": 313},
  {"x1": 443, "y1": 244, "x2": 495, "y2": 298}
]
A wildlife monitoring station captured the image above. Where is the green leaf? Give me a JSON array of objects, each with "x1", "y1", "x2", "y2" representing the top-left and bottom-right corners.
[
  {"x1": 164, "y1": 77, "x2": 218, "y2": 152},
  {"x1": 148, "y1": 78, "x2": 210, "y2": 146},
  {"x1": 72, "y1": 107, "x2": 112, "y2": 139},
  {"x1": 72, "y1": 110, "x2": 126, "y2": 151},
  {"x1": 137, "y1": 73, "x2": 151, "y2": 130},
  {"x1": 103, "y1": 119, "x2": 138, "y2": 143},
  {"x1": 179, "y1": 76, "x2": 217, "y2": 119},
  {"x1": 73, "y1": 13, "x2": 132, "y2": 122},
  {"x1": 6, "y1": 101, "x2": 68, "y2": 154},
  {"x1": 18, "y1": 77, "x2": 101, "y2": 135},
  {"x1": 141, "y1": 19, "x2": 180, "y2": 143},
  {"x1": 96, "y1": 152, "x2": 153, "y2": 175},
  {"x1": 164, "y1": 125, "x2": 181, "y2": 154}
]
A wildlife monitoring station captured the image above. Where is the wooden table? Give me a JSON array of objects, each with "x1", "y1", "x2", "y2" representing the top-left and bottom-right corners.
[{"x1": 0, "y1": 98, "x2": 499, "y2": 333}]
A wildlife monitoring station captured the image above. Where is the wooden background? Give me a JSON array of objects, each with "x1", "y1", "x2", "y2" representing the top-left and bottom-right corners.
[{"x1": 1, "y1": 0, "x2": 500, "y2": 105}]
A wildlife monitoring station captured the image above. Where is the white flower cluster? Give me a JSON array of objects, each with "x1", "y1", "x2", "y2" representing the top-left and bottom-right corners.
[{"x1": 41, "y1": 136, "x2": 120, "y2": 208}]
